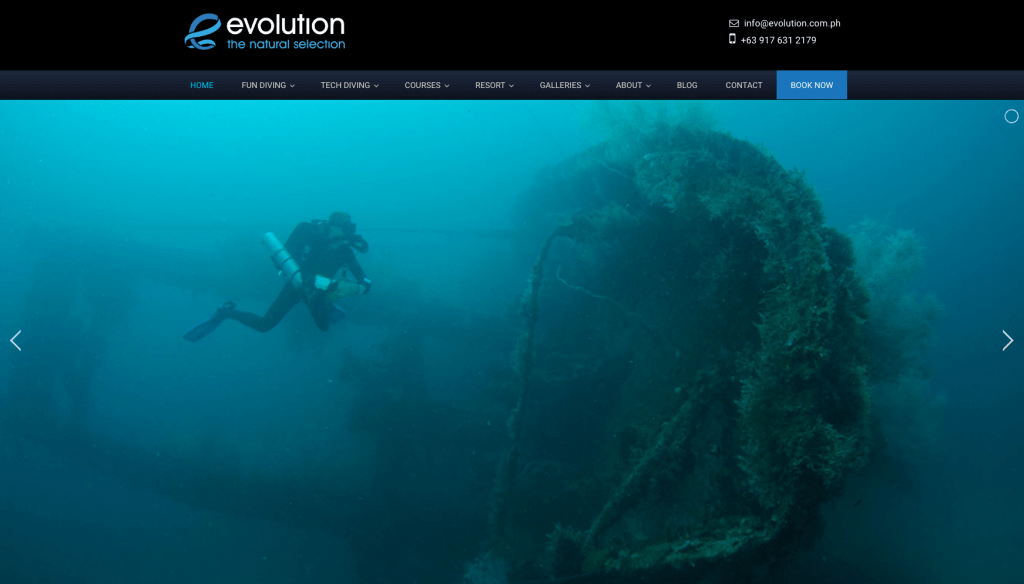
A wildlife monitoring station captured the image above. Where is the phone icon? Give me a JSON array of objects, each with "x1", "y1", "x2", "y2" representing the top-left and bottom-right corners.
[{"x1": 729, "y1": 33, "x2": 736, "y2": 44}]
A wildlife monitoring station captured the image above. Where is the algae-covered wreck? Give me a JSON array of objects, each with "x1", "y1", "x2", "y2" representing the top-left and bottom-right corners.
[
  {"x1": 2, "y1": 115, "x2": 936, "y2": 584},
  {"x1": 485, "y1": 124, "x2": 873, "y2": 581}
]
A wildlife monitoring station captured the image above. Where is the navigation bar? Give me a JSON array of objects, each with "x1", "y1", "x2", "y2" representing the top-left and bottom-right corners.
[{"x1": 1, "y1": 71, "x2": 1021, "y2": 99}]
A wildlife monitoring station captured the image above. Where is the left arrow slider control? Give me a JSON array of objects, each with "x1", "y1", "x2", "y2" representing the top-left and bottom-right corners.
[{"x1": 10, "y1": 330, "x2": 21, "y2": 351}]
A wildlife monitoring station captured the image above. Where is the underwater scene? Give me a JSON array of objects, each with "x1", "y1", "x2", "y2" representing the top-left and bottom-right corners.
[{"x1": 0, "y1": 100, "x2": 1021, "y2": 583}]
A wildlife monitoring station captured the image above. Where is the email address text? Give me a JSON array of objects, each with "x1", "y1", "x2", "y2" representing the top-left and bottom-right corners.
[{"x1": 743, "y1": 19, "x2": 840, "y2": 29}]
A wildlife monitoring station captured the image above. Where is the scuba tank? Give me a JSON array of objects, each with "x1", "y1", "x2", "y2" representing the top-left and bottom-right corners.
[{"x1": 261, "y1": 232, "x2": 303, "y2": 289}]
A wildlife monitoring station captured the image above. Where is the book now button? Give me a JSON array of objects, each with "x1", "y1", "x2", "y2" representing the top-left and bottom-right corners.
[{"x1": 776, "y1": 71, "x2": 847, "y2": 99}]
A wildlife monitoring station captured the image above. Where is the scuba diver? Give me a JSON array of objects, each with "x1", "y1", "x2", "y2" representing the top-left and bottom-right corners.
[{"x1": 183, "y1": 211, "x2": 371, "y2": 341}]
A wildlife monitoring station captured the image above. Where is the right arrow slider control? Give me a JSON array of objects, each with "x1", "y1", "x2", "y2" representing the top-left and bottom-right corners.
[{"x1": 1003, "y1": 330, "x2": 1014, "y2": 351}]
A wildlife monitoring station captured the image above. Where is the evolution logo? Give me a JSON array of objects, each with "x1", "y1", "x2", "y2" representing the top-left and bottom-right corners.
[
  {"x1": 184, "y1": 14, "x2": 221, "y2": 50},
  {"x1": 185, "y1": 13, "x2": 346, "y2": 51}
]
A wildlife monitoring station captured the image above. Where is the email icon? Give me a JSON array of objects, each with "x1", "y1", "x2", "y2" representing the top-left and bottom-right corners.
[{"x1": 729, "y1": 19, "x2": 739, "y2": 27}]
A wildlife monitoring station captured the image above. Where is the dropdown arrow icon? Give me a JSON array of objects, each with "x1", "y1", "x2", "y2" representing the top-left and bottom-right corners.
[
  {"x1": 374, "y1": 84, "x2": 379, "y2": 87},
  {"x1": 585, "y1": 84, "x2": 590, "y2": 88},
  {"x1": 646, "y1": 83, "x2": 651, "y2": 87},
  {"x1": 509, "y1": 84, "x2": 514, "y2": 87},
  {"x1": 1004, "y1": 330, "x2": 1014, "y2": 351},
  {"x1": 444, "y1": 84, "x2": 449, "y2": 87},
  {"x1": 289, "y1": 84, "x2": 294, "y2": 87}
]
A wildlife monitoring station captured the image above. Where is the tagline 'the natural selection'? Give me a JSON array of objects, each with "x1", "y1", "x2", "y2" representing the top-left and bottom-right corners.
[{"x1": 225, "y1": 39, "x2": 345, "y2": 50}]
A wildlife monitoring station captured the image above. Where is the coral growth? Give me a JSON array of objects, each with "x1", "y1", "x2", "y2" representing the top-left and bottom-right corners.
[
  {"x1": 463, "y1": 551, "x2": 509, "y2": 584},
  {"x1": 850, "y1": 219, "x2": 945, "y2": 463},
  {"x1": 851, "y1": 219, "x2": 943, "y2": 380},
  {"x1": 494, "y1": 122, "x2": 876, "y2": 580},
  {"x1": 579, "y1": 101, "x2": 718, "y2": 166},
  {"x1": 544, "y1": 523, "x2": 586, "y2": 577}
]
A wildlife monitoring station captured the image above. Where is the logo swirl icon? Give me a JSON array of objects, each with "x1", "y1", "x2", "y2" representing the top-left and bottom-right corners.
[{"x1": 185, "y1": 13, "x2": 221, "y2": 50}]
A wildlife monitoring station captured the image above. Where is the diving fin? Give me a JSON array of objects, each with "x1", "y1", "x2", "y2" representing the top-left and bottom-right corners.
[
  {"x1": 182, "y1": 302, "x2": 235, "y2": 342},
  {"x1": 329, "y1": 301, "x2": 348, "y2": 323}
]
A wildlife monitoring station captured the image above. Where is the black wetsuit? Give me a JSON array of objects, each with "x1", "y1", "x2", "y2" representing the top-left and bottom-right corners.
[{"x1": 226, "y1": 220, "x2": 368, "y2": 332}]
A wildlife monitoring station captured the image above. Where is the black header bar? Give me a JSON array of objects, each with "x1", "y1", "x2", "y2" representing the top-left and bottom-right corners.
[
  {"x1": 0, "y1": 8, "x2": 1014, "y2": 71},
  {"x1": 1, "y1": 71, "x2": 1021, "y2": 100}
]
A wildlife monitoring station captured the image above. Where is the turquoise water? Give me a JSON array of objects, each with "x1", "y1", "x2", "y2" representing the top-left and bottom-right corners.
[{"x1": 0, "y1": 100, "x2": 1021, "y2": 583}]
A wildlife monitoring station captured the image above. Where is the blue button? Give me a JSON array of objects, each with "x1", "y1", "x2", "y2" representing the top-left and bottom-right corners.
[{"x1": 776, "y1": 71, "x2": 847, "y2": 99}]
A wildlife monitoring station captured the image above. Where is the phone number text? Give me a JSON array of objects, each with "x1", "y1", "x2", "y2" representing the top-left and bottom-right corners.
[{"x1": 739, "y1": 36, "x2": 817, "y2": 45}]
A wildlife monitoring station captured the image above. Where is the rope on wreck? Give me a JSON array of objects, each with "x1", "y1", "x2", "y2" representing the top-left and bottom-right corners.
[
  {"x1": 556, "y1": 265, "x2": 655, "y2": 330},
  {"x1": 489, "y1": 209, "x2": 677, "y2": 552},
  {"x1": 487, "y1": 222, "x2": 573, "y2": 548}
]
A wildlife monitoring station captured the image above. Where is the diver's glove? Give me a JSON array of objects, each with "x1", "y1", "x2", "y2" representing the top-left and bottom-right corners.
[
  {"x1": 350, "y1": 235, "x2": 369, "y2": 254},
  {"x1": 361, "y1": 277, "x2": 372, "y2": 294},
  {"x1": 306, "y1": 275, "x2": 333, "y2": 301}
]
